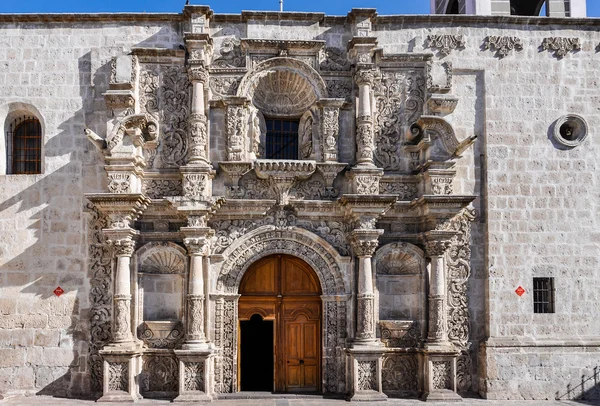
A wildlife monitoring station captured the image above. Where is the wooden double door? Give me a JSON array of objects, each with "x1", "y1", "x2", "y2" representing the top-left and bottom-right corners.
[{"x1": 239, "y1": 255, "x2": 322, "y2": 393}]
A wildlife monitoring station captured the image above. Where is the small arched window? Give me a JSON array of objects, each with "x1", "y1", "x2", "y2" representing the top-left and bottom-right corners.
[{"x1": 7, "y1": 117, "x2": 42, "y2": 174}]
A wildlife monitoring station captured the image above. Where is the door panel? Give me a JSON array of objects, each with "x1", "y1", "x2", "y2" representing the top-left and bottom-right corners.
[{"x1": 239, "y1": 255, "x2": 321, "y2": 393}]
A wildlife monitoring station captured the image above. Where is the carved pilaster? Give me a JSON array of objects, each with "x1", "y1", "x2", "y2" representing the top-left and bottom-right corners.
[
  {"x1": 223, "y1": 98, "x2": 250, "y2": 162},
  {"x1": 318, "y1": 99, "x2": 345, "y2": 162},
  {"x1": 354, "y1": 67, "x2": 377, "y2": 168}
]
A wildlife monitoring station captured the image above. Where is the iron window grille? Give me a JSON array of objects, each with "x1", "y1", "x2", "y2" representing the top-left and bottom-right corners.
[
  {"x1": 7, "y1": 116, "x2": 42, "y2": 174},
  {"x1": 265, "y1": 119, "x2": 299, "y2": 160},
  {"x1": 533, "y1": 277, "x2": 555, "y2": 313}
]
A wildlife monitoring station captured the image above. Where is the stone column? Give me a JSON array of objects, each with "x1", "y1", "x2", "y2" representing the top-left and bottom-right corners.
[
  {"x1": 175, "y1": 219, "x2": 215, "y2": 402},
  {"x1": 422, "y1": 232, "x2": 462, "y2": 402},
  {"x1": 110, "y1": 236, "x2": 136, "y2": 343},
  {"x1": 354, "y1": 68, "x2": 376, "y2": 168},
  {"x1": 423, "y1": 237, "x2": 452, "y2": 346},
  {"x1": 350, "y1": 229, "x2": 382, "y2": 344},
  {"x1": 183, "y1": 231, "x2": 212, "y2": 348},
  {"x1": 187, "y1": 66, "x2": 210, "y2": 167}
]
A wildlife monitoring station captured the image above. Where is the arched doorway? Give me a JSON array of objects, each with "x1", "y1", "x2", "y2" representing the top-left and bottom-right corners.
[{"x1": 238, "y1": 254, "x2": 322, "y2": 393}]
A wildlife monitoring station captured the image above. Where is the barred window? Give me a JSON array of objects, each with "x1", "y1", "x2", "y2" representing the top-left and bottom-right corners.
[
  {"x1": 7, "y1": 117, "x2": 42, "y2": 174},
  {"x1": 265, "y1": 119, "x2": 299, "y2": 160},
  {"x1": 533, "y1": 277, "x2": 555, "y2": 313}
]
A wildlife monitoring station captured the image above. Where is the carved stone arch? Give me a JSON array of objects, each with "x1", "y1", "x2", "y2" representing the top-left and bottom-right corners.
[
  {"x1": 216, "y1": 225, "x2": 348, "y2": 295},
  {"x1": 373, "y1": 241, "x2": 425, "y2": 275},
  {"x1": 212, "y1": 225, "x2": 350, "y2": 395},
  {"x1": 237, "y1": 57, "x2": 328, "y2": 118},
  {"x1": 417, "y1": 115, "x2": 460, "y2": 157}
]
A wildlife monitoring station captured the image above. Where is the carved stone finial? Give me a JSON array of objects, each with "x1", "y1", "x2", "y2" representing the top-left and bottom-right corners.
[{"x1": 483, "y1": 36, "x2": 523, "y2": 58}]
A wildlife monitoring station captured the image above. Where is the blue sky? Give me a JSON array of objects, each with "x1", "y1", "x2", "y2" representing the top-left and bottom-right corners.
[{"x1": 0, "y1": 0, "x2": 598, "y2": 16}]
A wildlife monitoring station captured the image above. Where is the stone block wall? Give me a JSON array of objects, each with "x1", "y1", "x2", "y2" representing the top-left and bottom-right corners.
[
  {"x1": 0, "y1": 17, "x2": 182, "y2": 396},
  {"x1": 0, "y1": 10, "x2": 598, "y2": 400}
]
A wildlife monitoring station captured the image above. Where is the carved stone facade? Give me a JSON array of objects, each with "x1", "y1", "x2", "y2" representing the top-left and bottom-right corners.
[{"x1": 1, "y1": 3, "x2": 600, "y2": 403}]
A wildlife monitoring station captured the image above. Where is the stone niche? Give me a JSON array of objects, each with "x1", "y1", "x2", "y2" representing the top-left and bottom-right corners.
[{"x1": 374, "y1": 242, "x2": 426, "y2": 323}]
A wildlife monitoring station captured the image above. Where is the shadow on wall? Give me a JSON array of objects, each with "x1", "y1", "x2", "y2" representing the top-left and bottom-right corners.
[
  {"x1": 555, "y1": 366, "x2": 600, "y2": 401},
  {"x1": 0, "y1": 50, "x2": 112, "y2": 399}
]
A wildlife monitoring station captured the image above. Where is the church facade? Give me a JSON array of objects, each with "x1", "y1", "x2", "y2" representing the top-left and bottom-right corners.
[{"x1": 0, "y1": 1, "x2": 599, "y2": 402}]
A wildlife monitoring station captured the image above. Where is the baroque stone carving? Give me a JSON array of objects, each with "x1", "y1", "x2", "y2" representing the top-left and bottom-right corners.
[
  {"x1": 380, "y1": 321, "x2": 422, "y2": 348},
  {"x1": 376, "y1": 242, "x2": 424, "y2": 275},
  {"x1": 432, "y1": 361, "x2": 452, "y2": 390},
  {"x1": 187, "y1": 295, "x2": 205, "y2": 341},
  {"x1": 183, "y1": 173, "x2": 210, "y2": 199},
  {"x1": 357, "y1": 360, "x2": 377, "y2": 391},
  {"x1": 382, "y1": 355, "x2": 418, "y2": 393},
  {"x1": 379, "y1": 180, "x2": 418, "y2": 200},
  {"x1": 209, "y1": 76, "x2": 242, "y2": 98},
  {"x1": 142, "y1": 179, "x2": 182, "y2": 199},
  {"x1": 320, "y1": 47, "x2": 351, "y2": 71},
  {"x1": 373, "y1": 70, "x2": 404, "y2": 171},
  {"x1": 87, "y1": 205, "x2": 113, "y2": 392},
  {"x1": 456, "y1": 351, "x2": 473, "y2": 392},
  {"x1": 426, "y1": 35, "x2": 465, "y2": 56},
  {"x1": 322, "y1": 107, "x2": 340, "y2": 162},
  {"x1": 432, "y1": 177, "x2": 453, "y2": 195},
  {"x1": 138, "y1": 322, "x2": 184, "y2": 349},
  {"x1": 483, "y1": 36, "x2": 523, "y2": 58},
  {"x1": 445, "y1": 208, "x2": 475, "y2": 347},
  {"x1": 113, "y1": 296, "x2": 131, "y2": 342},
  {"x1": 217, "y1": 229, "x2": 346, "y2": 294},
  {"x1": 326, "y1": 79, "x2": 353, "y2": 100},
  {"x1": 139, "y1": 66, "x2": 160, "y2": 123},
  {"x1": 213, "y1": 298, "x2": 236, "y2": 393},
  {"x1": 184, "y1": 362, "x2": 204, "y2": 391},
  {"x1": 237, "y1": 58, "x2": 327, "y2": 116},
  {"x1": 141, "y1": 250, "x2": 185, "y2": 274},
  {"x1": 160, "y1": 66, "x2": 191, "y2": 167},
  {"x1": 142, "y1": 355, "x2": 179, "y2": 393},
  {"x1": 323, "y1": 300, "x2": 347, "y2": 393},
  {"x1": 108, "y1": 173, "x2": 131, "y2": 193},
  {"x1": 213, "y1": 38, "x2": 245, "y2": 68},
  {"x1": 300, "y1": 115, "x2": 314, "y2": 159},
  {"x1": 248, "y1": 68, "x2": 319, "y2": 118},
  {"x1": 541, "y1": 37, "x2": 581, "y2": 59},
  {"x1": 356, "y1": 296, "x2": 375, "y2": 340},
  {"x1": 108, "y1": 361, "x2": 128, "y2": 391},
  {"x1": 226, "y1": 105, "x2": 247, "y2": 161}
]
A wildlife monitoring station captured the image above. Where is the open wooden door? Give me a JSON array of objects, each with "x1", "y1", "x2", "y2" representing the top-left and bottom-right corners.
[{"x1": 239, "y1": 255, "x2": 322, "y2": 393}]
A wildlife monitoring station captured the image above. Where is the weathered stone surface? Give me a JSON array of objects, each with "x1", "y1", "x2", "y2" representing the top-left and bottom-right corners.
[{"x1": 0, "y1": 3, "x2": 598, "y2": 402}]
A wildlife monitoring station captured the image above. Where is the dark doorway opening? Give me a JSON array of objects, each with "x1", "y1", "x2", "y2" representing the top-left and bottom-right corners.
[{"x1": 240, "y1": 314, "x2": 274, "y2": 391}]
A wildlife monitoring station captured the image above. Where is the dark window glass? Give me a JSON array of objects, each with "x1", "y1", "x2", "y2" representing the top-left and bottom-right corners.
[
  {"x1": 533, "y1": 277, "x2": 555, "y2": 313},
  {"x1": 8, "y1": 118, "x2": 42, "y2": 174},
  {"x1": 265, "y1": 119, "x2": 299, "y2": 160}
]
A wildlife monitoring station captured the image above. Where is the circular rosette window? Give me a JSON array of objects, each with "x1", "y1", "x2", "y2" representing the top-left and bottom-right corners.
[{"x1": 553, "y1": 114, "x2": 588, "y2": 148}]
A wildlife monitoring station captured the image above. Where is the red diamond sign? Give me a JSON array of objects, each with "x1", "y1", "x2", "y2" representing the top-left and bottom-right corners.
[
  {"x1": 53, "y1": 287, "x2": 64, "y2": 297},
  {"x1": 515, "y1": 286, "x2": 525, "y2": 297}
]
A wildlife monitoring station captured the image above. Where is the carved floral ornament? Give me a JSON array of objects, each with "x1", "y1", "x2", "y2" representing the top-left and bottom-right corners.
[
  {"x1": 426, "y1": 34, "x2": 465, "y2": 56},
  {"x1": 541, "y1": 37, "x2": 581, "y2": 59},
  {"x1": 483, "y1": 36, "x2": 523, "y2": 58}
]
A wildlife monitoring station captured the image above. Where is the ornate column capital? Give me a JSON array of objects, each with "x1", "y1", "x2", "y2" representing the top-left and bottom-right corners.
[
  {"x1": 184, "y1": 236, "x2": 211, "y2": 256},
  {"x1": 350, "y1": 229, "x2": 383, "y2": 257},
  {"x1": 421, "y1": 230, "x2": 455, "y2": 257},
  {"x1": 354, "y1": 68, "x2": 376, "y2": 86},
  {"x1": 187, "y1": 65, "x2": 209, "y2": 84},
  {"x1": 109, "y1": 239, "x2": 136, "y2": 257}
]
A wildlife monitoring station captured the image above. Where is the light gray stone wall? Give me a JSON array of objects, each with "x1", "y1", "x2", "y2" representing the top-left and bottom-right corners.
[{"x1": 0, "y1": 11, "x2": 599, "y2": 400}]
